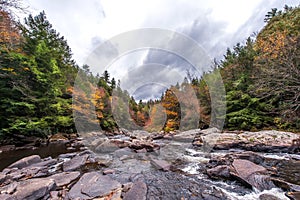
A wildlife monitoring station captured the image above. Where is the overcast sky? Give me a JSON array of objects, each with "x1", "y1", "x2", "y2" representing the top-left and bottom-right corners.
[{"x1": 24, "y1": 0, "x2": 298, "y2": 100}]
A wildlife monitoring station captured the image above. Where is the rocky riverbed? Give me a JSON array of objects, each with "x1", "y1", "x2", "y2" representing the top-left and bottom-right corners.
[{"x1": 0, "y1": 128, "x2": 299, "y2": 200}]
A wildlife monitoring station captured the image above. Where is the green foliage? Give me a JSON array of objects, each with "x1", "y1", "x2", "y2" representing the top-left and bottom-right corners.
[
  {"x1": 1, "y1": 5, "x2": 299, "y2": 145},
  {"x1": 0, "y1": 11, "x2": 77, "y2": 144}
]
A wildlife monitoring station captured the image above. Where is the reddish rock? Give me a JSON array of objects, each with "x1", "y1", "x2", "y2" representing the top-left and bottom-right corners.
[
  {"x1": 123, "y1": 180, "x2": 147, "y2": 200},
  {"x1": 231, "y1": 159, "x2": 274, "y2": 191},
  {"x1": 232, "y1": 159, "x2": 267, "y2": 179}
]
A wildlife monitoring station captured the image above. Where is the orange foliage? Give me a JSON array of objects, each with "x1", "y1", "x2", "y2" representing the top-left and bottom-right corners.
[
  {"x1": 0, "y1": 10, "x2": 21, "y2": 49},
  {"x1": 255, "y1": 30, "x2": 287, "y2": 59}
]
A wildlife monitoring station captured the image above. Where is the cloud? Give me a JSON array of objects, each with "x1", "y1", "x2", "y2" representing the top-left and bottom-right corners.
[
  {"x1": 25, "y1": 0, "x2": 300, "y2": 101},
  {"x1": 118, "y1": 62, "x2": 185, "y2": 98},
  {"x1": 132, "y1": 83, "x2": 167, "y2": 101},
  {"x1": 25, "y1": 0, "x2": 105, "y2": 64}
]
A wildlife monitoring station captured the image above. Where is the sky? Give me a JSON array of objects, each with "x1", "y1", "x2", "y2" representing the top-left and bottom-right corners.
[{"x1": 24, "y1": 0, "x2": 299, "y2": 100}]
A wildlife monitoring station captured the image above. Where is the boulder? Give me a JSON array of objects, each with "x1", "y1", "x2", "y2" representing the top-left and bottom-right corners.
[
  {"x1": 68, "y1": 172, "x2": 121, "y2": 199},
  {"x1": 271, "y1": 178, "x2": 300, "y2": 192},
  {"x1": 63, "y1": 154, "x2": 89, "y2": 172},
  {"x1": 0, "y1": 173, "x2": 7, "y2": 185},
  {"x1": 95, "y1": 139, "x2": 120, "y2": 153},
  {"x1": 232, "y1": 159, "x2": 267, "y2": 178},
  {"x1": 8, "y1": 155, "x2": 41, "y2": 169},
  {"x1": 48, "y1": 171, "x2": 80, "y2": 187},
  {"x1": 113, "y1": 147, "x2": 134, "y2": 158},
  {"x1": 231, "y1": 159, "x2": 275, "y2": 191},
  {"x1": 150, "y1": 159, "x2": 171, "y2": 171},
  {"x1": 173, "y1": 129, "x2": 201, "y2": 143},
  {"x1": 207, "y1": 165, "x2": 231, "y2": 179},
  {"x1": 129, "y1": 130, "x2": 151, "y2": 140},
  {"x1": 11, "y1": 178, "x2": 56, "y2": 200},
  {"x1": 0, "y1": 182, "x2": 18, "y2": 194},
  {"x1": 31, "y1": 158, "x2": 57, "y2": 168},
  {"x1": 259, "y1": 193, "x2": 282, "y2": 200},
  {"x1": 211, "y1": 130, "x2": 300, "y2": 153},
  {"x1": 129, "y1": 140, "x2": 160, "y2": 152},
  {"x1": 123, "y1": 180, "x2": 147, "y2": 200}
]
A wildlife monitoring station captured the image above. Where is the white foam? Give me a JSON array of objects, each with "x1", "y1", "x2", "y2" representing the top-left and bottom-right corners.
[{"x1": 219, "y1": 187, "x2": 289, "y2": 200}]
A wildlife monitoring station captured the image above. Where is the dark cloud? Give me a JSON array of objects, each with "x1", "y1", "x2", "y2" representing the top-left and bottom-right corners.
[
  {"x1": 120, "y1": 63, "x2": 185, "y2": 97},
  {"x1": 132, "y1": 83, "x2": 167, "y2": 101}
]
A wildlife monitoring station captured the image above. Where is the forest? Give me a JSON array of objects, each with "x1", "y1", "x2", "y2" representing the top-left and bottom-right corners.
[{"x1": 0, "y1": 2, "x2": 299, "y2": 145}]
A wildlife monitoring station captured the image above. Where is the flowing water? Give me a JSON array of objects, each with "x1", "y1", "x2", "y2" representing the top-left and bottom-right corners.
[
  {"x1": 0, "y1": 136, "x2": 299, "y2": 199},
  {"x1": 180, "y1": 146, "x2": 299, "y2": 199}
]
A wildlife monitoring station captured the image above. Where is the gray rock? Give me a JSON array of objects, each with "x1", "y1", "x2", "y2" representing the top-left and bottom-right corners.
[
  {"x1": 103, "y1": 169, "x2": 115, "y2": 175},
  {"x1": 63, "y1": 154, "x2": 89, "y2": 172},
  {"x1": 11, "y1": 178, "x2": 56, "y2": 200},
  {"x1": 0, "y1": 182, "x2": 18, "y2": 194},
  {"x1": 58, "y1": 152, "x2": 77, "y2": 159},
  {"x1": 31, "y1": 158, "x2": 57, "y2": 168},
  {"x1": 271, "y1": 178, "x2": 300, "y2": 192},
  {"x1": 122, "y1": 182, "x2": 133, "y2": 193},
  {"x1": 0, "y1": 173, "x2": 7, "y2": 185},
  {"x1": 50, "y1": 191, "x2": 60, "y2": 199},
  {"x1": 68, "y1": 172, "x2": 121, "y2": 199},
  {"x1": 136, "y1": 148, "x2": 147, "y2": 153},
  {"x1": 210, "y1": 130, "x2": 300, "y2": 153},
  {"x1": 48, "y1": 171, "x2": 80, "y2": 187},
  {"x1": 201, "y1": 186, "x2": 229, "y2": 200},
  {"x1": 123, "y1": 180, "x2": 147, "y2": 200},
  {"x1": 173, "y1": 129, "x2": 201, "y2": 142},
  {"x1": 0, "y1": 193, "x2": 11, "y2": 200},
  {"x1": 200, "y1": 127, "x2": 221, "y2": 135},
  {"x1": 95, "y1": 139, "x2": 120, "y2": 153},
  {"x1": 8, "y1": 155, "x2": 41, "y2": 169},
  {"x1": 207, "y1": 165, "x2": 231, "y2": 179},
  {"x1": 259, "y1": 193, "x2": 282, "y2": 200},
  {"x1": 150, "y1": 159, "x2": 171, "y2": 171},
  {"x1": 129, "y1": 130, "x2": 151, "y2": 140},
  {"x1": 114, "y1": 147, "x2": 134, "y2": 158}
]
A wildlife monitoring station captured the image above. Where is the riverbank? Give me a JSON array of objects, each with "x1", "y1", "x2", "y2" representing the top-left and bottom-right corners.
[{"x1": 0, "y1": 128, "x2": 299, "y2": 199}]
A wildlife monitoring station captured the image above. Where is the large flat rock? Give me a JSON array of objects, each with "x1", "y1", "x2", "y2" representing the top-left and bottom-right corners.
[
  {"x1": 49, "y1": 171, "x2": 80, "y2": 187},
  {"x1": 63, "y1": 154, "x2": 89, "y2": 172},
  {"x1": 232, "y1": 159, "x2": 267, "y2": 179},
  {"x1": 8, "y1": 155, "x2": 41, "y2": 169},
  {"x1": 231, "y1": 159, "x2": 275, "y2": 191},
  {"x1": 68, "y1": 172, "x2": 121, "y2": 199},
  {"x1": 11, "y1": 178, "x2": 56, "y2": 200}
]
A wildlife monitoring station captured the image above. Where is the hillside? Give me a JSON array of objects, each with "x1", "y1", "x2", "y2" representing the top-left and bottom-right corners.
[{"x1": 0, "y1": 5, "x2": 299, "y2": 145}]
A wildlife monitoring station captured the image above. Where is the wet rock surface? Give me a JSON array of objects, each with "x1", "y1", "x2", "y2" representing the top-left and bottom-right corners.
[
  {"x1": 193, "y1": 129, "x2": 300, "y2": 153},
  {"x1": 0, "y1": 128, "x2": 299, "y2": 199}
]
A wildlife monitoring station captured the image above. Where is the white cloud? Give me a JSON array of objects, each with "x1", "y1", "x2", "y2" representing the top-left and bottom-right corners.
[{"x1": 24, "y1": 0, "x2": 299, "y2": 100}]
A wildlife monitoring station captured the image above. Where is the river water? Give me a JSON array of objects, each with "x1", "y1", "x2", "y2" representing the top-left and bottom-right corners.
[
  {"x1": 181, "y1": 147, "x2": 294, "y2": 200},
  {"x1": 0, "y1": 136, "x2": 299, "y2": 199},
  {"x1": 0, "y1": 142, "x2": 76, "y2": 171}
]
